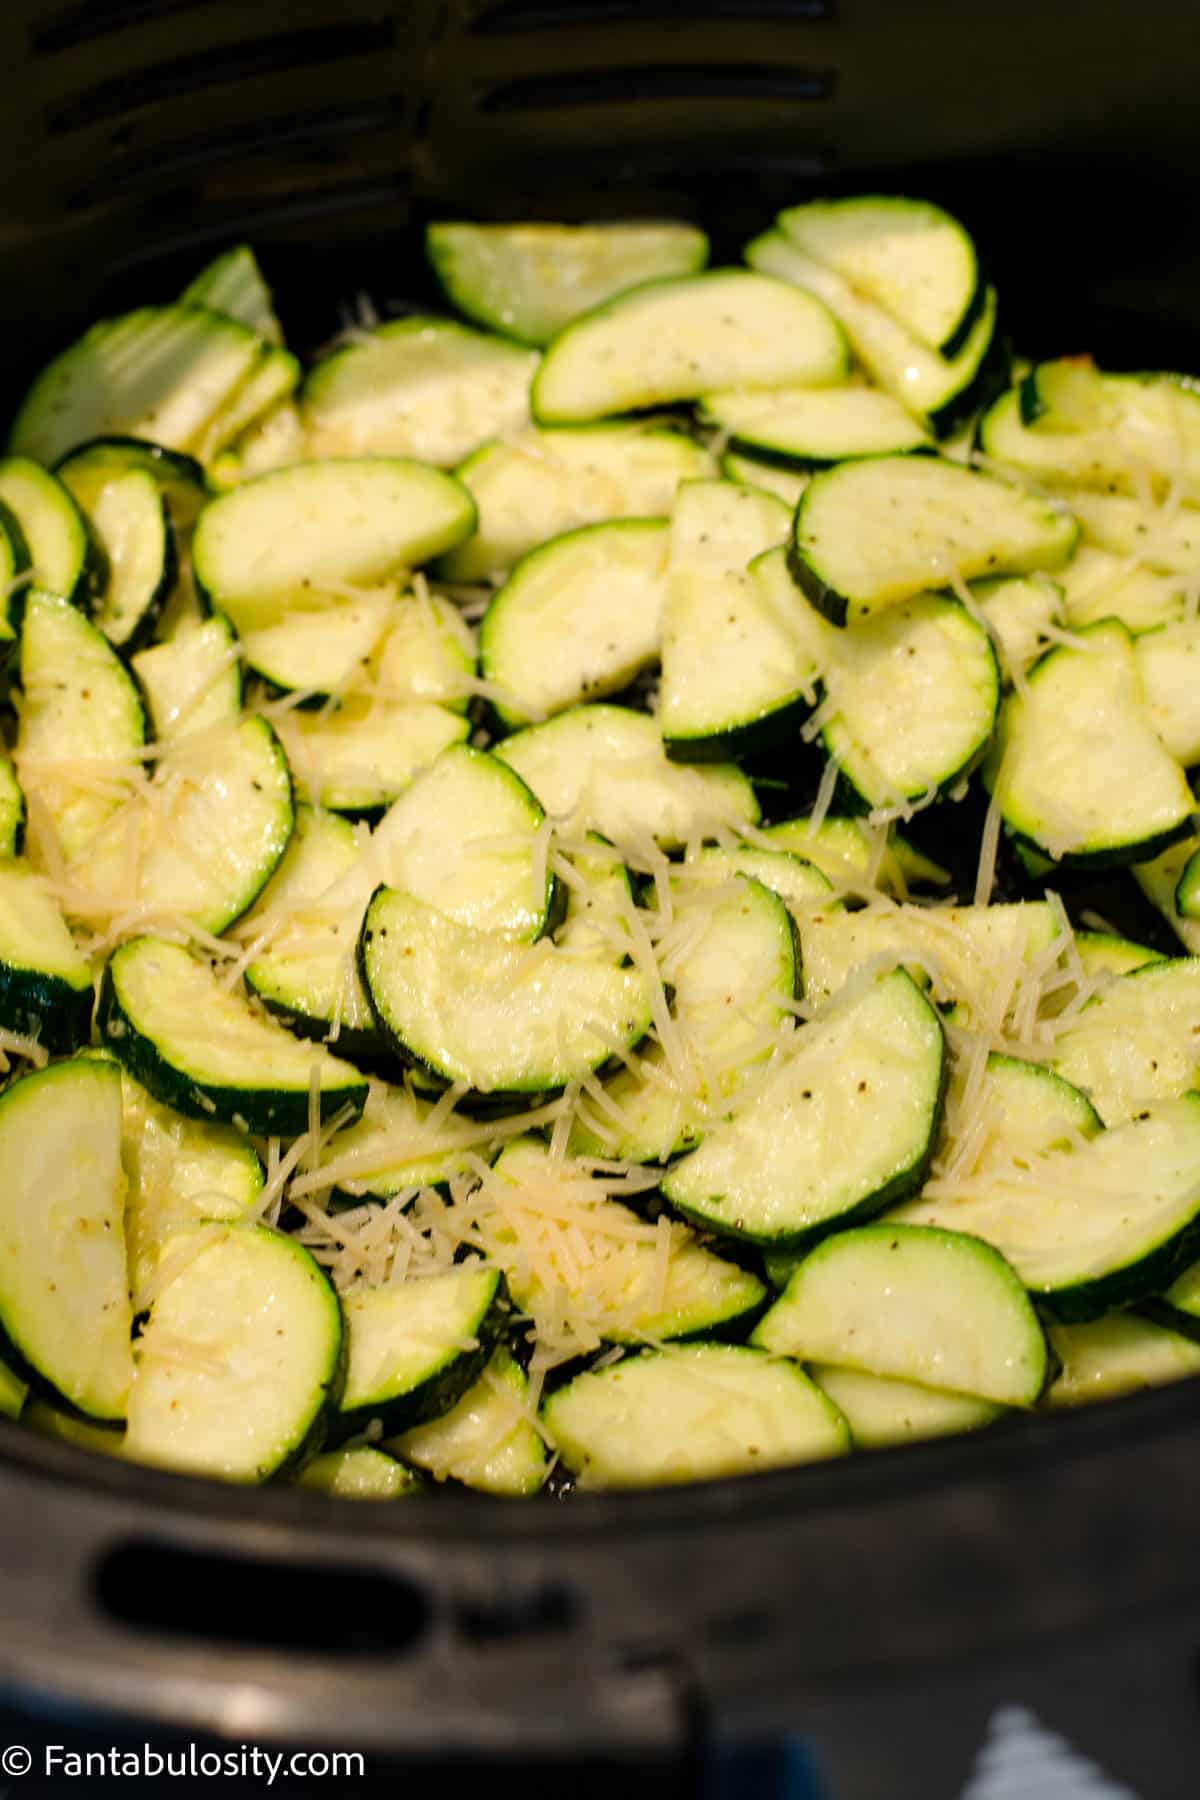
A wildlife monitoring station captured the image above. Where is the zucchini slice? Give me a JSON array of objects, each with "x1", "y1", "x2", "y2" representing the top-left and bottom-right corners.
[
  {"x1": 809, "y1": 1365, "x2": 1003, "y2": 1449},
  {"x1": 1042, "y1": 1313, "x2": 1200, "y2": 1409},
  {"x1": 488, "y1": 1137, "x2": 767, "y2": 1344},
  {"x1": 777, "y1": 196, "x2": 983, "y2": 356},
  {"x1": 272, "y1": 697, "x2": 470, "y2": 818},
  {"x1": 100, "y1": 936, "x2": 368, "y2": 1136},
  {"x1": 0, "y1": 861, "x2": 92, "y2": 1053},
  {"x1": 193, "y1": 458, "x2": 475, "y2": 614},
  {"x1": 311, "y1": 1079, "x2": 481, "y2": 1204},
  {"x1": 662, "y1": 967, "x2": 945, "y2": 1248},
  {"x1": 337, "y1": 1264, "x2": 506, "y2": 1436},
  {"x1": 0, "y1": 760, "x2": 24, "y2": 859},
  {"x1": 571, "y1": 873, "x2": 798, "y2": 1165},
  {"x1": 302, "y1": 318, "x2": 538, "y2": 467},
  {"x1": 131, "y1": 614, "x2": 242, "y2": 742},
  {"x1": 1051, "y1": 957, "x2": 1200, "y2": 1124},
  {"x1": 182, "y1": 244, "x2": 284, "y2": 346},
  {"x1": 8, "y1": 304, "x2": 266, "y2": 467},
  {"x1": 72, "y1": 716, "x2": 294, "y2": 938},
  {"x1": 391, "y1": 1346, "x2": 546, "y2": 1496},
  {"x1": 56, "y1": 458, "x2": 173, "y2": 653},
  {"x1": 0, "y1": 456, "x2": 99, "y2": 609},
  {"x1": 1068, "y1": 492, "x2": 1200, "y2": 577},
  {"x1": 980, "y1": 373, "x2": 1200, "y2": 503},
  {"x1": 126, "y1": 1225, "x2": 343, "y2": 1482},
  {"x1": 1134, "y1": 619, "x2": 1200, "y2": 766},
  {"x1": 294, "y1": 1446, "x2": 422, "y2": 1499},
  {"x1": 16, "y1": 588, "x2": 146, "y2": 863},
  {"x1": 754, "y1": 1223, "x2": 1048, "y2": 1406},
  {"x1": 372, "y1": 589, "x2": 476, "y2": 711},
  {"x1": 719, "y1": 451, "x2": 810, "y2": 508},
  {"x1": 493, "y1": 704, "x2": 759, "y2": 847},
  {"x1": 532, "y1": 269, "x2": 849, "y2": 424},
  {"x1": 661, "y1": 483, "x2": 810, "y2": 762},
  {"x1": 1056, "y1": 545, "x2": 1185, "y2": 634},
  {"x1": 0, "y1": 1060, "x2": 132, "y2": 1423},
  {"x1": 438, "y1": 425, "x2": 712, "y2": 584},
  {"x1": 761, "y1": 814, "x2": 950, "y2": 896},
  {"x1": 480, "y1": 518, "x2": 669, "y2": 727},
  {"x1": 681, "y1": 844, "x2": 834, "y2": 921},
  {"x1": 971, "y1": 573, "x2": 1063, "y2": 684},
  {"x1": 819, "y1": 592, "x2": 999, "y2": 808},
  {"x1": 789, "y1": 454, "x2": 1077, "y2": 626},
  {"x1": 699, "y1": 384, "x2": 932, "y2": 465},
  {"x1": 360, "y1": 887, "x2": 651, "y2": 1097},
  {"x1": 1133, "y1": 839, "x2": 1200, "y2": 953},
  {"x1": 986, "y1": 619, "x2": 1193, "y2": 869},
  {"x1": 192, "y1": 347, "x2": 300, "y2": 467},
  {"x1": 543, "y1": 1344, "x2": 851, "y2": 1489},
  {"x1": 746, "y1": 229, "x2": 1001, "y2": 435},
  {"x1": 426, "y1": 220, "x2": 709, "y2": 347},
  {"x1": 899, "y1": 1098, "x2": 1200, "y2": 1322}
]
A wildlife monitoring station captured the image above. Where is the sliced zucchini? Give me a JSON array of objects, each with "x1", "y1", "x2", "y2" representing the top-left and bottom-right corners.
[
  {"x1": 820, "y1": 592, "x2": 998, "y2": 808},
  {"x1": 899, "y1": 1098, "x2": 1200, "y2": 1321},
  {"x1": 488, "y1": 1138, "x2": 767, "y2": 1343},
  {"x1": 26, "y1": 1400, "x2": 123, "y2": 1454},
  {"x1": 0, "y1": 456, "x2": 99, "y2": 608},
  {"x1": 55, "y1": 436, "x2": 209, "y2": 533},
  {"x1": 302, "y1": 318, "x2": 538, "y2": 467},
  {"x1": 571, "y1": 873, "x2": 798, "y2": 1164},
  {"x1": 438, "y1": 425, "x2": 712, "y2": 584},
  {"x1": 761, "y1": 814, "x2": 951, "y2": 896},
  {"x1": 493, "y1": 704, "x2": 759, "y2": 847},
  {"x1": 426, "y1": 220, "x2": 709, "y2": 347},
  {"x1": 1133, "y1": 838, "x2": 1200, "y2": 953},
  {"x1": 208, "y1": 398, "x2": 305, "y2": 489},
  {"x1": 1067, "y1": 491, "x2": 1200, "y2": 576},
  {"x1": 1134, "y1": 619, "x2": 1200, "y2": 766},
  {"x1": 719, "y1": 451, "x2": 810, "y2": 508},
  {"x1": 790, "y1": 454, "x2": 1077, "y2": 627},
  {"x1": 0, "y1": 504, "x2": 26, "y2": 643},
  {"x1": 1058, "y1": 546, "x2": 1187, "y2": 632},
  {"x1": 777, "y1": 196, "x2": 982, "y2": 356},
  {"x1": 543, "y1": 1344, "x2": 851, "y2": 1489},
  {"x1": 100, "y1": 935, "x2": 368, "y2": 1135},
  {"x1": 972, "y1": 573, "x2": 1063, "y2": 683},
  {"x1": 533, "y1": 269, "x2": 848, "y2": 424},
  {"x1": 16, "y1": 588, "x2": 146, "y2": 862},
  {"x1": 182, "y1": 244, "x2": 284, "y2": 346},
  {"x1": 0, "y1": 1059, "x2": 132, "y2": 1423},
  {"x1": 681, "y1": 844, "x2": 834, "y2": 921},
  {"x1": 372, "y1": 589, "x2": 476, "y2": 713},
  {"x1": 985, "y1": 618, "x2": 1193, "y2": 869},
  {"x1": 798, "y1": 899, "x2": 1059, "y2": 1017},
  {"x1": 337, "y1": 1264, "x2": 506, "y2": 1436},
  {"x1": 193, "y1": 458, "x2": 475, "y2": 618},
  {"x1": 746, "y1": 228, "x2": 1001, "y2": 435},
  {"x1": 126, "y1": 1224, "x2": 342, "y2": 1481},
  {"x1": 662, "y1": 967, "x2": 945, "y2": 1248},
  {"x1": 480, "y1": 518, "x2": 668, "y2": 727},
  {"x1": 1051, "y1": 957, "x2": 1200, "y2": 1124},
  {"x1": 1075, "y1": 931, "x2": 1164, "y2": 979},
  {"x1": 1042, "y1": 1313, "x2": 1200, "y2": 1409},
  {"x1": 192, "y1": 347, "x2": 300, "y2": 467},
  {"x1": 131, "y1": 613, "x2": 241, "y2": 741},
  {"x1": 10, "y1": 306, "x2": 266, "y2": 467},
  {"x1": 935, "y1": 1052, "x2": 1103, "y2": 1173},
  {"x1": 294, "y1": 1445, "x2": 422, "y2": 1499},
  {"x1": 980, "y1": 373, "x2": 1200, "y2": 503},
  {"x1": 55, "y1": 458, "x2": 172, "y2": 653},
  {"x1": 360, "y1": 887, "x2": 651, "y2": 1097},
  {"x1": 0, "y1": 861, "x2": 92, "y2": 1053},
  {"x1": 661, "y1": 483, "x2": 811, "y2": 761},
  {"x1": 272, "y1": 697, "x2": 470, "y2": 818},
  {"x1": 239, "y1": 587, "x2": 393, "y2": 700},
  {"x1": 1147, "y1": 1256, "x2": 1200, "y2": 1341},
  {"x1": 754, "y1": 1223, "x2": 1047, "y2": 1406},
  {"x1": 700, "y1": 384, "x2": 932, "y2": 465},
  {"x1": 391, "y1": 1347, "x2": 546, "y2": 1496},
  {"x1": 312, "y1": 1079, "x2": 481, "y2": 1203},
  {"x1": 0, "y1": 760, "x2": 23, "y2": 859},
  {"x1": 809, "y1": 1365, "x2": 1003, "y2": 1449},
  {"x1": 72, "y1": 716, "x2": 293, "y2": 938}
]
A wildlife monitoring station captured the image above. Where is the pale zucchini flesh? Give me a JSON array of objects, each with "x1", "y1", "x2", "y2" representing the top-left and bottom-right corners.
[
  {"x1": 272, "y1": 697, "x2": 470, "y2": 817},
  {"x1": 338, "y1": 1264, "x2": 505, "y2": 1434},
  {"x1": 1051, "y1": 958, "x2": 1200, "y2": 1125},
  {"x1": 1042, "y1": 1313, "x2": 1200, "y2": 1409},
  {"x1": 700, "y1": 383, "x2": 932, "y2": 465},
  {"x1": 809, "y1": 1364, "x2": 1003, "y2": 1449},
  {"x1": 294, "y1": 1446, "x2": 422, "y2": 1499},
  {"x1": 390, "y1": 1346, "x2": 547, "y2": 1495},
  {"x1": 0, "y1": 860, "x2": 93, "y2": 1053}
]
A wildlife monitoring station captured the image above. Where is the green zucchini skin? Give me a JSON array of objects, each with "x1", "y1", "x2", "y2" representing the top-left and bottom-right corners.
[
  {"x1": 0, "y1": 965, "x2": 92, "y2": 1057},
  {"x1": 1038, "y1": 1224, "x2": 1200, "y2": 1326},
  {"x1": 663, "y1": 691, "x2": 815, "y2": 766}
]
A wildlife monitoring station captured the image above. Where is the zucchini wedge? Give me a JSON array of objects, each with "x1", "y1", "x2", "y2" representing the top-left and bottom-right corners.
[
  {"x1": 720, "y1": 451, "x2": 810, "y2": 507},
  {"x1": 1043, "y1": 1313, "x2": 1200, "y2": 1409},
  {"x1": 272, "y1": 697, "x2": 470, "y2": 819},
  {"x1": 662, "y1": 967, "x2": 945, "y2": 1249},
  {"x1": 1051, "y1": 957, "x2": 1200, "y2": 1124},
  {"x1": 131, "y1": 613, "x2": 242, "y2": 742},
  {"x1": 809, "y1": 1365, "x2": 1003, "y2": 1449},
  {"x1": 789, "y1": 454, "x2": 1077, "y2": 626},
  {"x1": 0, "y1": 1059, "x2": 132, "y2": 1424},
  {"x1": 544, "y1": 1344, "x2": 850, "y2": 1489},
  {"x1": 427, "y1": 220, "x2": 709, "y2": 347},
  {"x1": 100, "y1": 936, "x2": 368, "y2": 1136},
  {"x1": 126, "y1": 1225, "x2": 343, "y2": 1482},
  {"x1": 294, "y1": 1446, "x2": 422, "y2": 1499},
  {"x1": 182, "y1": 244, "x2": 284, "y2": 346},
  {"x1": 391, "y1": 1346, "x2": 547, "y2": 1497},
  {"x1": 532, "y1": 269, "x2": 849, "y2": 424},
  {"x1": 56, "y1": 450, "x2": 175, "y2": 653},
  {"x1": 700, "y1": 384, "x2": 932, "y2": 466},
  {"x1": 0, "y1": 456, "x2": 100, "y2": 610},
  {"x1": 1134, "y1": 619, "x2": 1200, "y2": 767},
  {"x1": 753, "y1": 1223, "x2": 1048, "y2": 1406},
  {"x1": 980, "y1": 371, "x2": 1200, "y2": 503},
  {"x1": 0, "y1": 861, "x2": 92, "y2": 1054},
  {"x1": 337, "y1": 1264, "x2": 507, "y2": 1437}
]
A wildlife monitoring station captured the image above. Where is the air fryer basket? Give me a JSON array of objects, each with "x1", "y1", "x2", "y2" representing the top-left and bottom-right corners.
[{"x1": 4, "y1": 4, "x2": 1200, "y2": 1795}]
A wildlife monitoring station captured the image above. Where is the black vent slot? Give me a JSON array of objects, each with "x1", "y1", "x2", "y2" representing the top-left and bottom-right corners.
[
  {"x1": 481, "y1": 62, "x2": 834, "y2": 112},
  {"x1": 475, "y1": 0, "x2": 832, "y2": 29},
  {"x1": 44, "y1": 21, "x2": 397, "y2": 134},
  {"x1": 31, "y1": 0, "x2": 221, "y2": 54}
]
